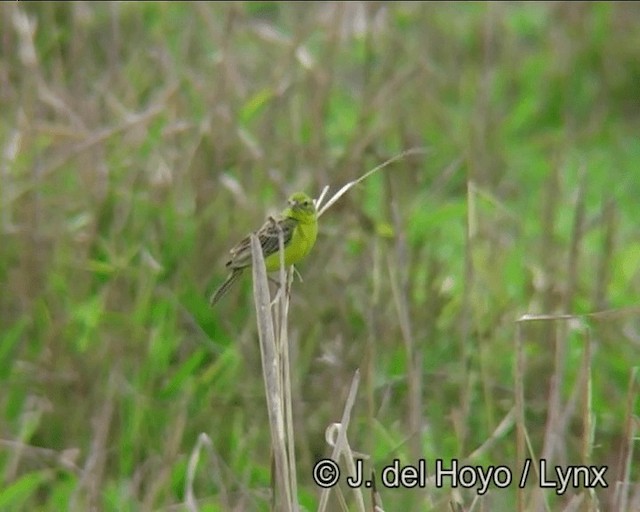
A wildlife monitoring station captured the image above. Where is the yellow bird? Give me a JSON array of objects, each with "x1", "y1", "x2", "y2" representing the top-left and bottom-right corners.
[{"x1": 209, "y1": 191, "x2": 318, "y2": 306}]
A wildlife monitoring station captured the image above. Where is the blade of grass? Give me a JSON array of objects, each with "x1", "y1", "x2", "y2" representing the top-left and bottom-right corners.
[
  {"x1": 316, "y1": 148, "x2": 429, "y2": 217},
  {"x1": 185, "y1": 433, "x2": 213, "y2": 512},
  {"x1": 318, "y1": 369, "x2": 365, "y2": 512},
  {"x1": 614, "y1": 366, "x2": 639, "y2": 512},
  {"x1": 515, "y1": 320, "x2": 526, "y2": 512},
  {"x1": 251, "y1": 233, "x2": 294, "y2": 511}
]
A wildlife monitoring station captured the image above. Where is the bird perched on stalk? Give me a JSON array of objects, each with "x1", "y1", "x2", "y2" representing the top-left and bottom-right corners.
[{"x1": 209, "y1": 191, "x2": 318, "y2": 307}]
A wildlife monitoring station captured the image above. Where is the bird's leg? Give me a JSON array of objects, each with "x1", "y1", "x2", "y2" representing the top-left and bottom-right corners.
[
  {"x1": 267, "y1": 273, "x2": 284, "y2": 307},
  {"x1": 268, "y1": 275, "x2": 281, "y2": 286},
  {"x1": 269, "y1": 266, "x2": 294, "y2": 306},
  {"x1": 292, "y1": 265, "x2": 303, "y2": 283},
  {"x1": 270, "y1": 285, "x2": 284, "y2": 307}
]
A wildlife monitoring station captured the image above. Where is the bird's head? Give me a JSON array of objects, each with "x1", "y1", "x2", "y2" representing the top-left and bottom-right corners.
[{"x1": 287, "y1": 192, "x2": 316, "y2": 220}]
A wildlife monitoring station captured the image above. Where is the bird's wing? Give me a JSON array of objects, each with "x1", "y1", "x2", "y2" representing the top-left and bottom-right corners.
[
  {"x1": 258, "y1": 216, "x2": 296, "y2": 258},
  {"x1": 226, "y1": 216, "x2": 297, "y2": 270}
]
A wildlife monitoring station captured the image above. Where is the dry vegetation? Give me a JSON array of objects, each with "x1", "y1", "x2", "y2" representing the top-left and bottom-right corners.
[{"x1": 1, "y1": 2, "x2": 639, "y2": 511}]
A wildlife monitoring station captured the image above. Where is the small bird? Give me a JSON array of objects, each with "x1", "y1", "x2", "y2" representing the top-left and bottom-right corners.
[{"x1": 209, "y1": 191, "x2": 318, "y2": 307}]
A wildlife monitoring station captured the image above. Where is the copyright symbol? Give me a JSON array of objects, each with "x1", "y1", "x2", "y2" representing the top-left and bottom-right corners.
[{"x1": 313, "y1": 459, "x2": 340, "y2": 488}]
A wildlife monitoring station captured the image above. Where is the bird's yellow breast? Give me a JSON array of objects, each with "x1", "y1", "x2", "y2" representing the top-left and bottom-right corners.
[{"x1": 264, "y1": 217, "x2": 317, "y2": 272}]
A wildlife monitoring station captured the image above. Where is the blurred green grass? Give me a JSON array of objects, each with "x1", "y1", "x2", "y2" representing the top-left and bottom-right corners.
[{"x1": 1, "y1": 2, "x2": 639, "y2": 511}]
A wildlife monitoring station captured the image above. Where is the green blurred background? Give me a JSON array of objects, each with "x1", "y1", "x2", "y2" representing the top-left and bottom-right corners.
[{"x1": 1, "y1": 2, "x2": 639, "y2": 511}]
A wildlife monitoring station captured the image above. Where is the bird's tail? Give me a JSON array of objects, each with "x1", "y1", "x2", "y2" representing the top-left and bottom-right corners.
[{"x1": 209, "y1": 269, "x2": 243, "y2": 307}]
